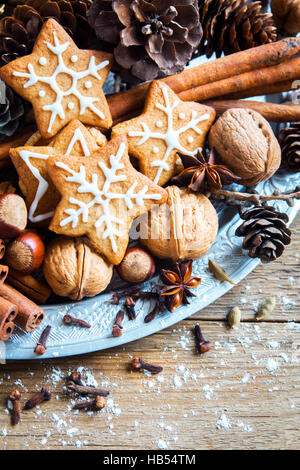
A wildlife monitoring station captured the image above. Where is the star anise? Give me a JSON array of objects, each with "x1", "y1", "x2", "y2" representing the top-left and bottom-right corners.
[
  {"x1": 171, "y1": 148, "x2": 241, "y2": 191},
  {"x1": 160, "y1": 260, "x2": 201, "y2": 313}
]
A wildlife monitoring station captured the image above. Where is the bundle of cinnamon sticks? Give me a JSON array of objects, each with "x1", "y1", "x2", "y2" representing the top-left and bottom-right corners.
[
  {"x1": 108, "y1": 37, "x2": 300, "y2": 124},
  {"x1": 0, "y1": 243, "x2": 48, "y2": 341}
]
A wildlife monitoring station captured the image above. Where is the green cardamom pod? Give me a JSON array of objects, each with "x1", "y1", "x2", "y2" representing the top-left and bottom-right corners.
[
  {"x1": 228, "y1": 307, "x2": 241, "y2": 328},
  {"x1": 256, "y1": 297, "x2": 276, "y2": 321},
  {"x1": 208, "y1": 259, "x2": 235, "y2": 285}
]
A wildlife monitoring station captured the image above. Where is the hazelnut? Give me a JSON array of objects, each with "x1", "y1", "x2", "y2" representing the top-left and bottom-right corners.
[
  {"x1": 43, "y1": 236, "x2": 113, "y2": 300},
  {"x1": 140, "y1": 186, "x2": 218, "y2": 261},
  {"x1": 116, "y1": 247, "x2": 155, "y2": 283},
  {"x1": 208, "y1": 108, "x2": 281, "y2": 186},
  {"x1": 0, "y1": 193, "x2": 27, "y2": 239},
  {"x1": 5, "y1": 232, "x2": 45, "y2": 274}
]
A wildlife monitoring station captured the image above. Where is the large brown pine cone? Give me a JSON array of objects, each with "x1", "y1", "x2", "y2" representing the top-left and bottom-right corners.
[
  {"x1": 271, "y1": 0, "x2": 300, "y2": 36},
  {"x1": 197, "y1": 0, "x2": 277, "y2": 58},
  {"x1": 235, "y1": 205, "x2": 291, "y2": 263},
  {"x1": 87, "y1": 0, "x2": 202, "y2": 83},
  {"x1": 0, "y1": 0, "x2": 93, "y2": 66},
  {"x1": 279, "y1": 123, "x2": 300, "y2": 172}
]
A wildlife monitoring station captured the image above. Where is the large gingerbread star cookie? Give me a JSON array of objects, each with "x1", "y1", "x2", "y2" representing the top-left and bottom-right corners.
[
  {"x1": 10, "y1": 120, "x2": 104, "y2": 224},
  {"x1": 0, "y1": 18, "x2": 113, "y2": 139},
  {"x1": 47, "y1": 135, "x2": 167, "y2": 265},
  {"x1": 112, "y1": 81, "x2": 216, "y2": 186}
]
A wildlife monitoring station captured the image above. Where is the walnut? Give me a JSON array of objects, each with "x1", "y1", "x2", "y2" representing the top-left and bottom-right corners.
[
  {"x1": 271, "y1": 0, "x2": 300, "y2": 35},
  {"x1": 43, "y1": 236, "x2": 113, "y2": 300},
  {"x1": 208, "y1": 108, "x2": 281, "y2": 186},
  {"x1": 140, "y1": 186, "x2": 218, "y2": 261}
]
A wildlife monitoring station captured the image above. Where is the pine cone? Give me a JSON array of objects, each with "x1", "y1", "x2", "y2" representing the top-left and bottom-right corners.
[
  {"x1": 235, "y1": 205, "x2": 291, "y2": 263},
  {"x1": 197, "y1": 0, "x2": 277, "y2": 59},
  {"x1": 278, "y1": 123, "x2": 300, "y2": 172},
  {"x1": 88, "y1": 0, "x2": 202, "y2": 83},
  {"x1": 0, "y1": 0, "x2": 93, "y2": 66},
  {"x1": 271, "y1": 0, "x2": 300, "y2": 36},
  {"x1": 0, "y1": 84, "x2": 25, "y2": 141}
]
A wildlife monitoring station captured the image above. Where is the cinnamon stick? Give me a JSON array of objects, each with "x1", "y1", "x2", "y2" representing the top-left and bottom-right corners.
[
  {"x1": 7, "y1": 269, "x2": 52, "y2": 305},
  {"x1": 107, "y1": 38, "x2": 300, "y2": 120},
  {"x1": 0, "y1": 283, "x2": 44, "y2": 332},
  {"x1": 178, "y1": 56, "x2": 300, "y2": 103},
  {"x1": 0, "y1": 296, "x2": 18, "y2": 341},
  {"x1": 205, "y1": 100, "x2": 300, "y2": 122},
  {"x1": 0, "y1": 264, "x2": 8, "y2": 284},
  {"x1": 0, "y1": 240, "x2": 5, "y2": 260},
  {"x1": 0, "y1": 126, "x2": 36, "y2": 170},
  {"x1": 219, "y1": 79, "x2": 295, "y2": 100}
]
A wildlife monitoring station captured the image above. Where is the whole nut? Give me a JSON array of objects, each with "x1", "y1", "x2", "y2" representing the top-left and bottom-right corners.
[
  {"x1": 140, "y1": 186, "x2": 218, "y2": 261},
  {"x1": 43, "y1": 236, "x2": 113, "y2": 300},
  {"x1": 208, "y1": 108, "x2": 281, "y2": 186},
  {"x1": 116, "y1": 247, "x2": 155, "y2": 284}
]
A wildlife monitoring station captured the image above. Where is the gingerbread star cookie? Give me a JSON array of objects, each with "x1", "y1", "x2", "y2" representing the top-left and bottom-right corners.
[
  {"x1": 0, "y1": 18, "x2": 113, "y2": 139},
  {"x1": 47, "y1": 135, "x2": 167, "y2": 265},
  {"x1": 10, "y1": 120, "x2": 105, "y2": 224},
  {"x1": 112, "y1": 81, "x2": 216, "y2": 186}
]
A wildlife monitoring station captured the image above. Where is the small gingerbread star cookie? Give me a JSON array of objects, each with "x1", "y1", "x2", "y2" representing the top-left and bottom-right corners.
[
  {"x1": 112, "y1": 81, "x2": 216, "y2": 186},
  {"x1": 47, "y1": 135, "x2": 167, "y2": 265},
  {"x1": 0, "y1": 18, "x2": 113, "y2": 139},
  {"x1": 10, "y1": 120, "x2": 104, "y2": 224}
]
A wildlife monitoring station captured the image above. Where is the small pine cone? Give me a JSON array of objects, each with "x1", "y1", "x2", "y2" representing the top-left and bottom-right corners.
[
  {"x1": 235, "y1": 205, "x2": 291, "y2": 263},
  {"x1": 278, "y1": 123, "x2": 300, "y2": 172},
  {"x1": 0, "y1": 85, "x2": 25, "y2": 141},
  {"x1": 197, "y1": 0, "x2": 277, "y2": 59},
  {"x1": 0, "y1": 0, "x2": 93, "y2": 66}
]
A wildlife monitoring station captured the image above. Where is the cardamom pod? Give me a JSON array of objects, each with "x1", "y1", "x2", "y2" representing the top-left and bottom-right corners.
[
  {"x1": 227, "y1": 307, "x2": 241, "y2": 328},
  {"x1": 208, "y1": 259, "x2": 235, "y2": 285},
  {"x1": 256, "y1": 297, "x2": 276, "y2": 321}
]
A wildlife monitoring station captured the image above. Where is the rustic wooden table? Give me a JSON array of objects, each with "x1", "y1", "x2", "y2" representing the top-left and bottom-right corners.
[{"x1": 0, "y1": 216, "x2": 299, "y2": 451}]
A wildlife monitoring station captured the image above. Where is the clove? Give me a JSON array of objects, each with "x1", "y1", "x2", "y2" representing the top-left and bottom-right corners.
[
  {"x1": 125, "y1": 296, "x2": 136, "y2": 320},
  {"x1": 194, "y1": 324, "x2": 212, "y2": 354},
  {"x1": 144, "y1": 297, "x2": 165, "y2": 323},
  {"x1": 8, "y1": 389, "x2": 21, "y2": 425},
  {"x1": 112, "y1": 310, "x2": 125, "y2": 337},
  {"x1": 66, "y1": 371, "x2": 85, "y2": 386},
  {"x1": 63, "y1": 314, "x2": 91, "y2": 328},
  {"x1": 72, "y1": 396, "x2": 106, "y2": 411},
  {"x1": 34, "y1": 324, "x2": 51, "y2": 355},
  {"x1": 24, "y1": 388, "x2": 51, "y2": 410},
  {"x1": 131, "y1": 357, "x2": 163, "y2": 374},
  {"x1": 66, "y1": 381, "x2": 110, "y2": 397},
  {"x1": 111, "y1": 285, "x2": 142, "y2": 305}
]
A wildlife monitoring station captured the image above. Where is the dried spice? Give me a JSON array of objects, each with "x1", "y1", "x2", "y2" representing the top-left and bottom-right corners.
[
  {"x1": 208, "y1": 259, "x2": 235, "y2": 285},
  {"x1": 72, "y1": 396, "x2": 106, "y2": 411},
  {"x1": 63, "y1": 314, "x2": 91, "y2": 328},
  {"x1": 66, "y1": 381, "x2": 110, "y2": 397},
  {"x1": 236, "y1": 206, "x2": 291, "y2": 263},
  {"x1": 8, "y1": 389, "x2": 21, "y2": 425},
  {"x1": 125, "y1": 296, "x2": 136, "y2": 320},
  {"x1": 256, "y1": 297, "x2": 276, "y2": 321},
  {"x1": 112, "y1": 310, "x2": 125, "y2": 337},
  {"x1": 144, "y1": 297, "x2": 165, "y2": 323},
  {"x1": 194, "y1": 324, "x2": 212, "y2": 354},
  {"x1": 24, "y1": 388, "x2": 51, "y2": 410},
  {"x1": 34, "y1": 324, "x2": 51, "y2": 355},
  {"x1": 160, "y1": 260, "x2": 201, "y2": 313},
  {"x1": 227, "y1": 307, "x2": 241, "y2": 329},
  {"x1": 111, "y1": 285, "x2": 143, "y2": 305},
  {"x1": 66, "y1": 371, "x2": 84, "y2": 386},
  {"x1": 171, "y1": 148, "x2": 241, "y2": 192},
  {"x1": 131, "y1": 357, "x2": 163, "y2": 374}
]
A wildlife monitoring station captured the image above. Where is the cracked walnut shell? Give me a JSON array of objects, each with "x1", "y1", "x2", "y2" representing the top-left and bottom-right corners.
[
  {"x1": 208, "y1": 108, "x2": 281, "y2": 186},
  {"x1": 140, "y1": 186, "x2": 218, "y2": 261},
  {"x1": 43, "y1": 236, "x2": 113, "y2": 300}
]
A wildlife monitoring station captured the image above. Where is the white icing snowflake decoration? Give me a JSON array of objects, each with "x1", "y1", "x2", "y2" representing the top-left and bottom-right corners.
[
  {"x1": 56, "y1": 142, "x2": 162, "y2": 252},
  {"x1": 14, "y1": 31, "x2": 109, "y2": 133},
  {"x1": 128, "y1": 85, "x2": 211, "y2": 184}
]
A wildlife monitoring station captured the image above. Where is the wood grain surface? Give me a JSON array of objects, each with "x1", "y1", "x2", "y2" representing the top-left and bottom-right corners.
[{"x1": 0, "y1": 217, "x2": 299, "y2": 451}]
